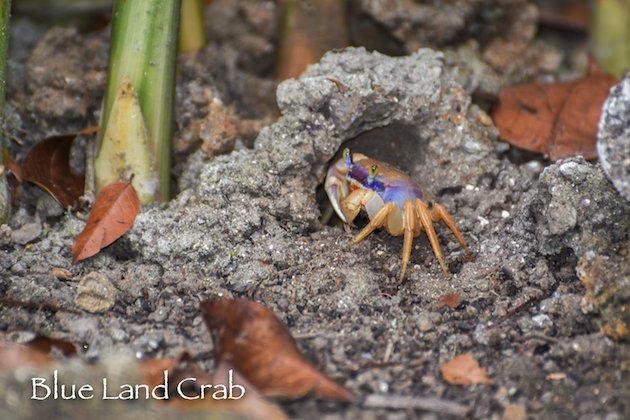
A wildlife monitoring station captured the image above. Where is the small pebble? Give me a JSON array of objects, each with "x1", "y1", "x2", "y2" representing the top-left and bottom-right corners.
[
  {"x1": 11, "y1": 222, "x2": 42, "y2": 245},
  {"x1": 75, "y1": 272, "x2": 117, "y2": 313}
]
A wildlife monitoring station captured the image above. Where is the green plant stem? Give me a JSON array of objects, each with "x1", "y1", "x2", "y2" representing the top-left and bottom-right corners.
[
  {"x1": 97, "y1": 0, "x2": 181, "y2": 202},
  {"x1": 179, "y1": 0, "x2": 206, "y2": 53},
  {"x1": 592, "y1": 0, "x2": 630, "y2": 77}
]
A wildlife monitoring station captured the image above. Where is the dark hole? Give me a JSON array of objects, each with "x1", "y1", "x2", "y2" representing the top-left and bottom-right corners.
[
  {"x1": 533, "y1": 343, "x2": 550, "y2": 355},
  {"x1": 318, "y1": 122, "x2": 428, "y2": 226}
]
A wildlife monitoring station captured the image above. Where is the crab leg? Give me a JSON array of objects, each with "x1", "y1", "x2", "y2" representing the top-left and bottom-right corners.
[
  {"x1": 400, "y1": 200, "x2": 416, "y2": 282},
  {"x1": 415, "y1": 200, "x2": 449, "y2": 275},
  {"x1": 351, "y1": 202, "x2": 396, "y2": 245},
  {"x1": 430, "y1": 202, "x2": 471, "y2": 256}
]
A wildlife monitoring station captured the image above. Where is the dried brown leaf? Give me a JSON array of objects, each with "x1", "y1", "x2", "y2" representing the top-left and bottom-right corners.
[
  {"x1": 436, "y1": 293, "x2": 462, "y2": 309},
  {"x1": 492, "y1": 74, "x2": 617, "y2": 160},
  {"x1": 21, "y1": 127, "x2": 98, "y2": 209},
  {"x1": 0, "y1": 344, "x2": 54, "y2": 370},
  {"x1": 72, "y1": 181, "x2": 140, "y2": 264},
  {"x1": 2, "y1": 152, "x2": 23, "y2": 182},
  {"x1": 440, "y1": 353, "x2": 495, "y2": 385},
  {"x1": 140, "y1": 356, "x2": 288, "y2": 419},
  {"x1": 25, "y1": 335, "x2": 78, "y2": 357},
  {"x1": 51, "y1": 267, "x2": 74, "y2": 281},
  {"x1": 201, "y1": 298, "x2": 354, "y2": 401}
]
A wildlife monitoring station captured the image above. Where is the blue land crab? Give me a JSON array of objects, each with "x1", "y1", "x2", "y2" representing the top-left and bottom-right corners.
[{"x1": 325, "y1": 148, "x2": 471, "y2": 281}]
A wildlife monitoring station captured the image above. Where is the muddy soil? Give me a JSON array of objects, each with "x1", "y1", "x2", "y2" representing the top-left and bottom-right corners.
[{"x1": 1, "y1": 1, "x2": 629, "y2": 419}]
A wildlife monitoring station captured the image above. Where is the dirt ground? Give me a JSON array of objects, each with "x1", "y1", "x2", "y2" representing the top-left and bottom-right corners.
[{"x1": 1, "y1": 1, "x2": 629, "y2": 419}]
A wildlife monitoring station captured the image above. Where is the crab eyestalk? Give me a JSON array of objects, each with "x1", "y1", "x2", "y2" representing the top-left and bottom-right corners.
[{"x1": 95, "y1": 0, "x2": 180, "y2": 203}]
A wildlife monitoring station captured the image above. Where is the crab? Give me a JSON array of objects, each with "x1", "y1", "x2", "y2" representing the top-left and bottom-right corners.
[{"x1": 324, "y1": 148, "x2": 471, "y2": 281}]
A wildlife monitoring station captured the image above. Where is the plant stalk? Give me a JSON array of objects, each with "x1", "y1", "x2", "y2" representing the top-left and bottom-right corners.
[
  {"x1": 592, "y1": 0, "x2": 630, "y2": 77},
  {"x1": 179, "y1": 0, "x2": 206, "y2": 53},
  {"x1": 96, "y1": 0, "x2": 180, "y2": 202}
]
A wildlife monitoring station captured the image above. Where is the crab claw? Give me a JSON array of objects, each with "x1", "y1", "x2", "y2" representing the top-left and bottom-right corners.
[
  {"x1": 324, "y1": 178, "x2": 348, "y2": 223},
  {"x1": 324, "y1": 149, "x2": 354, "y2": 223}
]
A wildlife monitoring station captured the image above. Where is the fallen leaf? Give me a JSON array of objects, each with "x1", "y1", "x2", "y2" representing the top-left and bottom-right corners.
[
  {"x1": 25, "y1": 335, "x2": 78, "y2": 357},
  {"x1": 538, "y1": 3, "x2": 589, "y2": 32},
  {"x1": 2, "y1": 151, "x2": 23, "y2": 182},
  {"x1": 440, "y1": 353, "x2": 495, "y2": 385},
  {"x1": 492, "y1": 73, "x2": 617, "y2": 160},
  {"x1": 213, "y1": 361, "x2": 289, "y2": 420},
  {"x1": 51, "y1": 267, "x2": 74, "y2": 281},
  {"x1": 0, "y1": 344, "x2": 54, "y2": 370},
  {"x1": 436, "y1": 293, "x2": 462, "y2": 309},
  {"x1": 201, "y1": 298, "x2": 354, "y2": 401},
  {"x1": 140, "y1": 356, "x2": 288, "y2": 419},
  {"x1": 21, "y1": 127, "x2": 98, "y2": 209},
  {"x1": 72, "y1": 181, "x2": 140, "y2": 264}
]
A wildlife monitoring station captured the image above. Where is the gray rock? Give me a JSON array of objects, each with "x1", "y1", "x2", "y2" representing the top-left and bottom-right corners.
[
  {"x1": 598, "y1": 72, "x2": 630, "y2": 201},
  {"x1": 10, "y1": 222, "x2": 42, "y2": 245},
  {"x1": 530, "y1": 157, "x2": 629, "y2": 259}
]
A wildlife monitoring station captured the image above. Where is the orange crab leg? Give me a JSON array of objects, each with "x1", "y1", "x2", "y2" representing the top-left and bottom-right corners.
[
  {"x1": 400, "y1": 200, "x2": 416, "y2": 282},
  {"x1": 351, "y1": 202, "x2": 396, "y2": 245},
  {"x1": 430, "y1": 202, "x2": 471, "y2": 257},
  {"x1": 415, "y1": 200, "x2": 449, "y2": 275}
]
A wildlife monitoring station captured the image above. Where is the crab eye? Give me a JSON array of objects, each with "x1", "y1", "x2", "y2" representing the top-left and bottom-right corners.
[
  {"x1": 342, "y1": 148, "x2": 349, "y2": 159},
  {"x1": 343, "y1": 147, "x2": 353, "y2": 166},
  {"x1": 369, "y1": 164, "x2": 379, "y2": 179}
]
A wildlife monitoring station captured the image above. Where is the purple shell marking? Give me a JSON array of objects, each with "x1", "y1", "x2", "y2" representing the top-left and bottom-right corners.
[{"x1": 348, "y1": 159, "x2": 424, "y2": 209}]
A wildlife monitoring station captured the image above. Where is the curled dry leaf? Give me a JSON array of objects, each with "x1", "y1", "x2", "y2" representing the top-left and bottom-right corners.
[
  {"x1": 492, "y1": 73, "x2": 617, "y2": 160},
  {"x1": 72, "y1": 181, "x2": 140, "y2": 264},
  {"x1": 436, "y1": 293, "x2": 462, "y2": 309},
  {"x1": 201, "y1": 298, "x2": 354, "y2": 401},
  {"x1": 440, "y1": 353, "x2": 495, "y2": 385},
  {"x1": 20, "y1": 127, "x2": 98, "y2": 209}
]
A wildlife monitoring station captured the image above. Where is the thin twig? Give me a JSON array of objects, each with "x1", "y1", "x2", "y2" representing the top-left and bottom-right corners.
[
  {"x1": 363, "y1": 394, "x2": 470, "y2": 417},
  {"x1": 518, "y1": 332, "x2": 560, "y2": 344},
  {"x1": 497, "y1": 296, "x2": 537, "y2": 324}
]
